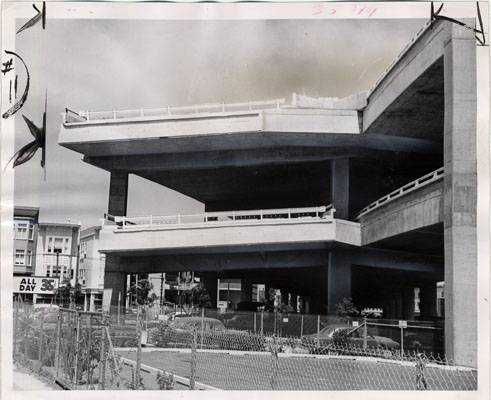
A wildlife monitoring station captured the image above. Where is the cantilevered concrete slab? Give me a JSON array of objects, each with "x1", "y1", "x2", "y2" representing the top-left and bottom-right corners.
[{"x1": 99, "y1": 218, "x2": 360, "y2": 253}]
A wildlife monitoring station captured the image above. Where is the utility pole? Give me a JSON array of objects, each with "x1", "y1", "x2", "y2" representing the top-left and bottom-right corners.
[{"x1": 54, "y1": 248, "x2": 62, "y2": 305}]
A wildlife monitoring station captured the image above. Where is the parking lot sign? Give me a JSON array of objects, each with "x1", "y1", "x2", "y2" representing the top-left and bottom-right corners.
[{"x1": 13, "y1": 276, "x2": 59, "y2": 294}]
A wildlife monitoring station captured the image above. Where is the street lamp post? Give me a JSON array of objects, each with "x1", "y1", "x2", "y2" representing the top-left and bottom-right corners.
[{"x1": 53, "y1": 248, "x2": 62, "y2": 305}]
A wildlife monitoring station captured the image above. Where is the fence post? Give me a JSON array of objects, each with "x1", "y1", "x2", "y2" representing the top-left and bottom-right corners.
[
  {"x1": 104, "y1": 325, "x2": 122, "y2": 388},
  {"x1": 269, "y1": 336, "x2": 279, "y2": 390},
  {"x1": 261, "y1": 311, "x2": 264, "y2": 336},
  {"x1": 73, "y1": 312, "x2": 81, "y2": 386},
  {"x1": 316, "y1": 315, "x2": 320, "y2": 347},
  {"x1": 190, "y1": 327, "x2": 197, "y2": 390},
  {"x1": 98, "y1": 325, "x2": 107, "y2": 389},
  {"x1": 400, "y1": 326, "x2": 404, "y2": 357},
  {"x1": 54, "y1": 310, "x2": 62, "y2": 379},
  {"x1": 23, "y1": 310, "x2": 29, "y2": 358},
  {"x1": 300, "y1": 314, "x2": 304, "y2": 337},
  {"x1": 37, "y1": 310, "x2": 45, "y2": 372},
  {"x1": 415, "y1": 353, "x2": 428, "y2": 390},
  {"x1": 13, "y1": 300, "x2": 18, "y2": 359},
  {"x1": 135, "y1": 308, "x2": 143, "y2": 390},
  {"x1": 254, "y1": 312, "x2": 257, "y2": 334},
  {"x1": 273, "y1": 312, "x2": 276, "y2": 336},
  {"x1": 200, "y1": 307, "x2": 204, "y2": 350},
  {"x1": 136, "y1": 307, "x2": 139, "y2": 334},
  {"x1": 86, "y1": 314, "x2": 93, "y2": 389},
  {"x1": 363, "y1": 316, "x2": 368, "y2": 349},
  {"x1": 117, "y1": 292, "x2": 121, "y2": 326}
]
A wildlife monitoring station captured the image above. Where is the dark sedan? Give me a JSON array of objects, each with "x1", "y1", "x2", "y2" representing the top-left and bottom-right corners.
[
  {"x1": 149, "y1": 317, "x2": 265, "y2": 351},
  {"x1": 301, "y1": 325, "x2": 400, "y2": 355}
]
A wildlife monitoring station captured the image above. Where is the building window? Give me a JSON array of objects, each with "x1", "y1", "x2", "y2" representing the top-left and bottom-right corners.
[
  {"x1": 28, "y1": 225, "x2": 34, "y2": 240},
  {"x1": 47, "y1": 236, "x2": 71, "y2": 254},
  {"x1": 14, "y1": 249, "x2": 25, "y2": 265},
  {"x1": 26, "y1": 250, "x2": 32, "y2": 266},
  {"x1": 15, "y1": 222, "x2": 28, "y2": 240}
]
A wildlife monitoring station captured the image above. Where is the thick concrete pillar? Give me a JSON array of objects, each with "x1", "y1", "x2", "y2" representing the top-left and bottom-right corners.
[
  {"x1": 200, "y1": 272, "x2": 218, "y2": 308},
  {"x1": 327, "y1": 250, "x2": 351, "y2": 314},
  {"x1": 402, "y1": 287, "x2": 415, "y2": 321},
  {"x1": 330, "y1": 159, "x2": 350, "y2": 219},
  {"x1": 89, "y1": 293, "x2": 96, "y2": 312},
  {"x1": 108, "y1": 171, "x2": 129, "y2": 216},
  {"x1": 443, "y1": 22, "x2": 477, "y2": 367},
  {"x1": 240, "y1": 276, "x2": 253, "y2": 303},
  {"x1": 104, "y1": 254, "x2": 126, "y2": 307},
  {"x1": 419, "y1": 283, "x2": 437, "y2": 320}
]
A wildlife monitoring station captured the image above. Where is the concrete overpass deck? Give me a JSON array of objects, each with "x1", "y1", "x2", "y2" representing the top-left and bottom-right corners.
[{"x1": 99, "y1": 206, "x2": 361, "y2": 253}]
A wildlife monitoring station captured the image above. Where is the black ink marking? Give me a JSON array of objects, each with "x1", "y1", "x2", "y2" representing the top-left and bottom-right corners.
[
  {"x1": 42, "y1": 1, "x2": 46, "y2": 30},
  {"x1": 17, "y1": 2, "x2": 46, "y2": 34},
  {"x1": 9, "y1": 80, "x2": 12, "y2": 103},
  {"x1": 431, "y1": 1, "x2": 486, "y2": 46},
  {"x1": 14, "y1": 74, "x2": 18, "y2": 99},
  {"x1": 2, "y1": 50, "x2": 29, "y2": 119},
  {"x1": 1, "y1": 58, "x2": 13, "y2": 75},
  {"x1": 476, "y1": 2, "x2": 486, "y2": 45},
  {"x1": 5, "y1": 92, "x2": 46, "y2": 170}
]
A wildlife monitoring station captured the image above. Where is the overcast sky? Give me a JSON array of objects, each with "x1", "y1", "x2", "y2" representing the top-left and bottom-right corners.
[{"x1": 12, "y1": 18, "x2": 426, "y2": 228}]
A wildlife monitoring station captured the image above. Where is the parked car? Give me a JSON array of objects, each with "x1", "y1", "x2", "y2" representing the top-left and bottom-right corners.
[
  {"x1": 149, "y1": 317, "x2": 266, "y2": 351},
  {"x1": 301, "y1": 325, "x2": 400, "y2": 355}
]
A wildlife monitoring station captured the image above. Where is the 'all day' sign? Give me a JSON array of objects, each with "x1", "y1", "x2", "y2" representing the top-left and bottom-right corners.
[{"x1": 13, "y1": 276, "x2": 59, "y2": 294}]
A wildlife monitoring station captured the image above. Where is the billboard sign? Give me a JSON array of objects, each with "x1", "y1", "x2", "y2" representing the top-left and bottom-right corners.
[{"x1": 13, "y1": 276, "x2": 59, "y2": 295}]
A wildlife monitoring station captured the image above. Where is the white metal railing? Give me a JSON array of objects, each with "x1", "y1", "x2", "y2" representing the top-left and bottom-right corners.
[
  {"x1": 63, "y1": 98, "x2": 286, "y2": 125},
  {"x1": 356, "y1": 167, "x2": 444, "y2": 220},
  {"x1": 106, "y1": 205, "x2": 335, "y2": 230}
]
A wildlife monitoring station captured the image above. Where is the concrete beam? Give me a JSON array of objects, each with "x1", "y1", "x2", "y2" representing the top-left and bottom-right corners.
[
  {"x1": 346, "y1": 247, "x2": 443, "y2": 277},
  {"x1": 364, "y1": 22, "x2": 447, "y2": 133},
  {"x1": 360, "y1": 179, "x2": 443, "y2": 245},
  {"x1": 65, "y1": 129, "x2": 441, "y2": 161},
  {"x1": 112, "y1": 250, "x2": 330, "y2": 274}
]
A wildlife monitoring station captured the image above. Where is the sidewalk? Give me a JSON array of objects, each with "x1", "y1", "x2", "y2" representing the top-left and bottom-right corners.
[{"x1": 13, "y1": 365, "x2": 58, "y2": 391}]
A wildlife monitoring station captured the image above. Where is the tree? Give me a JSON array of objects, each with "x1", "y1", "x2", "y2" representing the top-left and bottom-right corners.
[
  {"x1": 55, "y1": 279, "x2": 84, "y2": 308},
  {"x1": 335, "y1": 297, "x2": 360, "y2": 322},
  {"x1": 190, "y1": 284, "x2": 212, "y2": 308},
  {"x1": 128, "y1": 279, "x2": 157, "y2": 306},
  {"x1": 268, "y1": 288, "x2": 281, "y2": 311}
]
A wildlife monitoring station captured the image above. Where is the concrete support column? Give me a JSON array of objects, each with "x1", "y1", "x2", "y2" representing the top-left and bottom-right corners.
[
  {"x1": 240, "y1": 276, "x2": 253, "y2": 303},
  {"x1": 104, "y1": 254, "x2": 126, "y2": 307},
  {"x1": 419, "y1": 283, "x2": 437, "y2": 320},
  {"x1": 88, "y1": 293, "x2": 94, "y2": 312},
  {"x1": 330, "y1": 159, "x2": 350, "y2": 219},
  {"x1": 327, "y1": 250, "x2": 351, "y2": 314},
  {"x1": 108, "y1": 171, "x2": 129, "y2": 216},
  {"x1": 200, "y1": 272, "x2": 218, "y2": 308},
  {"x1": 443, "y1": 23, "x2": 477, "y2": 367},
  {"x1": 402, "y1": 287, "x2": 415, "y2": 321}
]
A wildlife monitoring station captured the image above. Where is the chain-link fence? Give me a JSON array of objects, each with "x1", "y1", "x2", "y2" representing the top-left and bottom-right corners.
[
  {"x1": 12, "y1": 301, "x2": 179, "y2": 390},
  {"x1": 13, "y1": 302, "x2": 477, "y2": 391}
]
